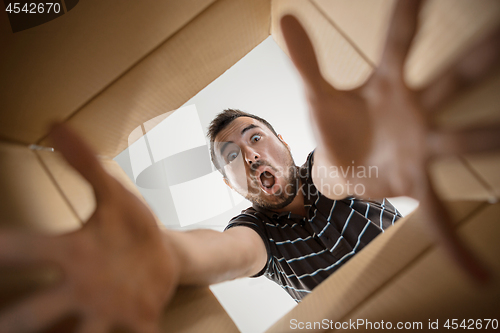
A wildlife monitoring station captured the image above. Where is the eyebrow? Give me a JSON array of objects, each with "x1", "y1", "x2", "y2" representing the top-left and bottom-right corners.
[
  {"x1": 219, "y1": 124, "x2": 261, "y2": 157},
  {"x1": 219, "y1": 141, "x2": 232, "y2": 158},
  {"x1": 241, "y1": 124, "x2": 259, "y2": 136}
]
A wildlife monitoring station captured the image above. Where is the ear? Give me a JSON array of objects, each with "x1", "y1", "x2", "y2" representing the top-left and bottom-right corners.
[
  {"x1": 223, "y1": 177, "x2": 233, "y2": 189},
  {"x1": 278, "y1": 134, "x2": 291, "y2": 151}
]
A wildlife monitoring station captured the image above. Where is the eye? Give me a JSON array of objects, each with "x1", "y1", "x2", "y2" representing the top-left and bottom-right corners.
[
  {"x1": 251, "y1": 134, "x2": 261, "y2": 143},
  {"x1": 227, "y1": 151, "x2": 239, "y2": 162}
]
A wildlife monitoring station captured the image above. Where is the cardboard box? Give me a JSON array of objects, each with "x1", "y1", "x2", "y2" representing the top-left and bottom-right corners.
[{"x1": 1, "y1": 0, "x2": 499, "y2": 332}]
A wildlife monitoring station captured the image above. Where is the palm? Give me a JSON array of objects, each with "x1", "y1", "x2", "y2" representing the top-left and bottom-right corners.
[
  {"x1": 310, "y1": 78, "x2": 429, "y2": 199},
  {"x1": 281, "y1": 0, "x2": 500, "y2": 283},
  {"x1": 0, "y1": 125, "x2": 178, "y2": 333}
]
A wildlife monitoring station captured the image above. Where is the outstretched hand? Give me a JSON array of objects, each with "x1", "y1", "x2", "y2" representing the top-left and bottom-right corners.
[
  {"x1": 0, "y1": 124, "x2": 180, "y2": 332},
  {"x1": 281, "y1": 0, "x2": 500, "y2": 283}
]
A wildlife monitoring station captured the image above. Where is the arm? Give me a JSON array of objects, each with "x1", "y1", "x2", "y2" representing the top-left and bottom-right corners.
[{"x1": 164, "y1": 226, "x2": 267, "y2": 286}]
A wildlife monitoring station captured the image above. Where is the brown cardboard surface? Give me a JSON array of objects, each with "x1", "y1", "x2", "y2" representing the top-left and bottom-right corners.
[
  {"x1": 428, "y1": 156, "x2": 495, "y2": 202},
  {"x1": 434, "y1": 69, "x2": 500, "y2": 130},
  {"x1": 0, "y1": 0, "x2": 216, "y2": 145},
  {"x1": 311, "y1": 0, "x2": 500, "y2": 88},
  {"x1": 38, "y1": 0, "x2": 271, "y2": 158},
  {"x1": 161, "y1": 286, "x2": 239, "y2": 333},
  {"x1": 271, "y1": 0, "x2": 373, "y2": 90},
  {"x1": 266, "y1": 200, "x2": 485, "y2": 332},
  {"x1": 338, "y1": 202, "x2": 500, "y2": 330},
  {"x1": 405, "y1": 0, "x2": 500, "y2": 88},
  {"x1": 0, "y1": 142, "x2": 80, "y2": 233},
  {"x1": 312, "y1": 0, "x2": 395, "y2": 65},
  {"x1": 464, "y1": 153, "x2": 500, "y2": 199}
]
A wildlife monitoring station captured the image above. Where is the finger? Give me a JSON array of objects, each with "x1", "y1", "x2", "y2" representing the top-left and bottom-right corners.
[
  {"x1": 111, "y1": 322, "x2": 155, "y2": 333},
  {"x1": 419, "y1": 27, "x2": 500, "y2": 112},
  {"x1": 280, "y1": 15, "x2": 327, "y2": 91},
  {"x1": 48, "y1": 123, "x2": 114, "y2": 203},
  {"x1": 379, "y1": 0, "x2": 423, "y2": 77},
  {"x1": 419, "y1": 175, "x2": 491, "y2": 284},
  {"x1": 138, "y1": 321, "x2": 161, "y2": 333},
  {"x1": 0, "y1": 288, "x2": 70, "y2": 332},
  {"x1": 428, "y1": 124, "x2": 500, "y2": 156},
  {"x1": 39, "y1": 312, "x2": 81, "y2": 333},
  {"x1": 0, "y1": 231, "x2": 52, "y2": 263},
  {"x1": 78, "y1": 317, "x2": 109, "y2": 333}
]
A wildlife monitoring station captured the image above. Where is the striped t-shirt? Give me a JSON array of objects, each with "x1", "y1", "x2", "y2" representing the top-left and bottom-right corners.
[{"x1": 225, "y1": 151, "x2": 402, "y2": 302}]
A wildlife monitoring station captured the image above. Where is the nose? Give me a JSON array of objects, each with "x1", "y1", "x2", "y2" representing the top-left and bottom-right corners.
[{"x1": 243, "y1": 147, "x2": 260, "y2": 166}]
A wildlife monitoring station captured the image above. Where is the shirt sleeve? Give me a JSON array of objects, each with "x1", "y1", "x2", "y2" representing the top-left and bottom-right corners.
[{"x1": 224, "y1": 209, "x2": 272, "y2": 278}]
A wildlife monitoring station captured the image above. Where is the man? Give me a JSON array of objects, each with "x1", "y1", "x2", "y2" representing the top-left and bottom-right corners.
[
  {"x1": 208, "y1": 108, "x2": 402, "y2": 302},
  {"x1": 1, "y1": 0, "x2": 499, "y2": 332}
]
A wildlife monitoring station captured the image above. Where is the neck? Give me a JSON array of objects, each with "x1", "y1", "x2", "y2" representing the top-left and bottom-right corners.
[{"x1": 274, "y1": 180, "x2": 306, "y2": 217}]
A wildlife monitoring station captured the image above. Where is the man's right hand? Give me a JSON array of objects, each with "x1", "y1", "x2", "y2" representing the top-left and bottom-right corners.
[{"x1": 0, "y1": 124, "x2": 180, "y2": 333}]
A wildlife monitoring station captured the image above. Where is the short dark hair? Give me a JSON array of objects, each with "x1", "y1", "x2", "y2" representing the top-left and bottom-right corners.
[{"x1": 207, "y1": 109, "x2": 279, "y2": 173}]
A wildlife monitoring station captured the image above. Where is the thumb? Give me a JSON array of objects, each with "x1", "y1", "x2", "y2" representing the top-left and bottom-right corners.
[{"x1": 48, "y1": 123, "x2": 113, "y2": 203}]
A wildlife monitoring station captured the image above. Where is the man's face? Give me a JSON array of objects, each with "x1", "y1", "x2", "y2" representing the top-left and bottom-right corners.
[{"x1": 214, "y1": 117, "x2": 298, "y2": 210}]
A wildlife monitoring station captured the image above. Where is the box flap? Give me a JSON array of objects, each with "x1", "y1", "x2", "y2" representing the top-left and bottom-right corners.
[
  {"x1": 464, "y1": 153, "x2": 500, "y2": 199},
  {"x1": 37, "y1": 0, "x2": 271, "y2": 158},
  {"x1": 0, "y1": 0, "x2": 216, "y2": 145},
  {"x1": 429, "y1": 156, "x2": 495, "y2": 202}
]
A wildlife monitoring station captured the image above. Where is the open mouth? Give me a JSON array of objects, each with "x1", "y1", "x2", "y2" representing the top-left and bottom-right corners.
[
  {"x1": 258, "y1": 169, "x2": 278, "y2": 194},
  {"x1": 260, "y1": 171, "x2": 275, "y2": 189}
]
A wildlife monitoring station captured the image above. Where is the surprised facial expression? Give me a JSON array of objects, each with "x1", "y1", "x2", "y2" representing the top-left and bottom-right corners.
[{"x1": 214, "y1": 117, "x2": 298, "y2": 210}]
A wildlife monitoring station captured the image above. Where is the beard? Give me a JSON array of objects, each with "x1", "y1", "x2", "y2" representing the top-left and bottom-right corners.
[{"x1": 244, "y1": 151, "x2": 299, "y2": 211}]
